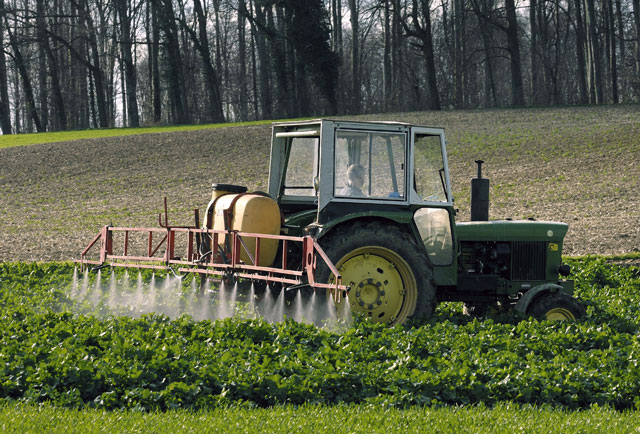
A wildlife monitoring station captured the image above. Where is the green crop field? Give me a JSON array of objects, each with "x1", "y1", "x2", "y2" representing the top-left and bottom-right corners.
[{"x1": 1, "y1": 254, "x2": 640, "y2": 430}]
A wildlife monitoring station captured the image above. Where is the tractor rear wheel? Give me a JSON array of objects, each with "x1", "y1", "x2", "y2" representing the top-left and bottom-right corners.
[
  {"x1": 527, "y1": 292, "x2": 586, "y2": 321},
  {"x1": 316, "y1": 221, "x2": 435, "y2": 325}
]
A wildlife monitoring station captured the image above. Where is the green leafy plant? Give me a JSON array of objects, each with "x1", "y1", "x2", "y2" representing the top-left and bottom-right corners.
[{"x1": 1, "y1": 257, "x2": 639, "y2": 410}]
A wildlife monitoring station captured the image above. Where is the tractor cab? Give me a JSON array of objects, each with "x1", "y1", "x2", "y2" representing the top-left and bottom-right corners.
[{"x1": 269, "y1": 119, "x2": 455, "y2": 267}]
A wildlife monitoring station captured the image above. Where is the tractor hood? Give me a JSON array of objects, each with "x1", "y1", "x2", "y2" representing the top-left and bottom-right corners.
[{"x1": 456, "y1": 220, "x2": 569, "y2": 243}]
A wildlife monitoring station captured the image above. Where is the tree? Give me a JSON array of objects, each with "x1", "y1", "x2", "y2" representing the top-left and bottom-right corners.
[
  {"x1": 178, "y1": 0, "x2": 225, "y2": 123},
  {"x1": 633, "y1": 0, "x2": 640, "y2": 94},
  {"x1": 573, "y1": 0, "x2": 589, "y2": 103},
  {"x1": 282, "y1": 0, "x2": 338, "y2": 114},
  {"x1": 246, "y1": 0, "x2": 273, "y2": 119},
  {"x1": 237, "y1": 0, "x2": 249, "y2": 121},
  {"x1": 471, "y1": 0, "x2": 525, "y2": 106},
  {"x1": 504, "y1": 0, "x2": 525, "y2": 106},
  {"x1": 5, "y1": 12, "x2": 43, "y2": 132},
  {"x1": 153, "y1": 0, "x2": 189, "y2": 124},
  {"x1": 404, "y1": 0, "x2": 442, "y2": 110},
  {"x1": 115, "y1": 0, "x2": 140, "y2": 126},
  {"x1": 348, "y1": 0, "x2": 361, "y2": 113},
  {"x1": 37, "y1": 0, "x2": 67, "y2": 131},
  {"x1": 0, "y1": 0, "x2": 12, "y2": 134},
  {"x1": 584, "y1": 0, "x2": 603, "y2": 103}
]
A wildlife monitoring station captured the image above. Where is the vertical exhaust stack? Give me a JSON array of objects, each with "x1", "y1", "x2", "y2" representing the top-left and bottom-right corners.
[{"x1": 471, "y1": 160, "x2": 489, "y2": 221}]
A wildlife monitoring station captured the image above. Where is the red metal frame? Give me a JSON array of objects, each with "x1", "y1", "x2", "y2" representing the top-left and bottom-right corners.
[{"x1": 76, "y1": 224, "x2": 348, "y2": 300}]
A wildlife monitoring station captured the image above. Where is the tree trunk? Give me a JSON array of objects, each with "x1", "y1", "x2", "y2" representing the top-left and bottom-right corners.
[
  {"x1": 505, "y1": 0, "x2": 525, "y2": 106},
  {"x1": 632, "y1": 0, "x2": 640, "y2": 84},
  {"x1": 251, "y1": 0, "x2": 273, "y2": 119},
  {"x1": 332, "y1": 0, "x2": 343, "y2": 53},
  {"x1": 6, "y1": 22, "x2": 43, "y2": 132},
  {"x1": 478, "y1": 1, "x2": 497, "y2": 107},
  {"x1": 584, "y1": 0, "x2": 603, "y2": 103},
  {"x1": 392, "y1": 0, "x2": 403, "y2": 110},
  {"x1": 530, "y1": 0, "x2": 540, "y2": 104},
  {"x1": 271, "y1": 4, "x2": 293, "y2": 118},
  {"x1": 453, "y1": 0, "x2": 465, "y2": 108},
  {"x1": 115, "y1": 0, "x2": 140, "y2": 126},
  {"x1": 419, "y1": 0, "x2": 441, "y2": 110},
  {"x1": 331, "y1": 0, "x2": 343, "y2": 112},
  {"x1": 154, "y1": 0, "x2": 189, "y2": 124},
  {"x1": 192, "y1": 0, "x2": 225, "y2": 123},
  {"x1": 36, "y1": 0, "x2": 48, "y2": 131},
  {"x1": 574, "y1": 0, "x2": 589, "y2": 103},
  {"x1": 249, "y1": 8, "x2": 260, "y2": 120},
  {"x1": 348, "y1": 0, "x2": 361, "y2": 113},
  {"x1": 39, "y1": 0, "x2": 66, "y2": 131},
  {"x1": 0, "y1": 0, "x2": 13, "y2": 134},
  {"x1": 606, "y1": 0, "x2": 618, "y2": 103},
  {"x1": 238, "y1": 1, "x2": 249, "y2": 121},
  {"x1": 383, "y1": 0, "x2": 392, "y2": 110},
  {"x1": 614, "y1": 0, "x2": 625, "y2": 100},
  {"x1": 150, "y1": 0, "x2": 162, "y2": 123}
]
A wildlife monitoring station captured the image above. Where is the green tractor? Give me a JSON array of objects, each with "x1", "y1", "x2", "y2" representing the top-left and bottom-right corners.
[
  {"x1": 264, "y1": 119, "x2": 583, "y2": 324},
  {"x1": 78, "y1": 119, "x2": 584, "y2": 325}
]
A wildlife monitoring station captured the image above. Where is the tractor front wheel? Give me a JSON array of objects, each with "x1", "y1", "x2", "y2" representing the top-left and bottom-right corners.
[
  {"x1": 527, "y1": 292, "x2": 586, "y2": 321},
  {"x1": 316, "y1": 222, "x2": 435, "y2": 325}
]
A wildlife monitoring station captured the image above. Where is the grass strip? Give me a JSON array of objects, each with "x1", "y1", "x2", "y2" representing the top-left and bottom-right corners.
[
  {"x1": 1, "y1": 402, "x2": 639, "y2": 434},
  {"x1": 0, "y1": 118, "x2": 311, "y2": 149}
]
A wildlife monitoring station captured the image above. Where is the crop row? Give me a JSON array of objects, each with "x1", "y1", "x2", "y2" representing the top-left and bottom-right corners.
[{"x1": 0, "y1": 257, "x2": 639, "y2": 410}]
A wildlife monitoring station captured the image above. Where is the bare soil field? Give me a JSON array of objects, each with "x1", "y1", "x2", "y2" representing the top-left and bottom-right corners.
[{"x1": 1, "y1": 105, "x2": 638, "y2": 261}]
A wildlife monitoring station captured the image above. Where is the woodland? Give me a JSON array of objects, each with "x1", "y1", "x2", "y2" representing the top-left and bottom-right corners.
[{"x1": 0, "y1": 0, "x2": 639, "y2": 134}]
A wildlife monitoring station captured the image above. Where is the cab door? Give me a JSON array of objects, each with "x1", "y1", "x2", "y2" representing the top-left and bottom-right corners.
[{"x1": 410, "y1": 127, "x2": 456, "y2": 285}]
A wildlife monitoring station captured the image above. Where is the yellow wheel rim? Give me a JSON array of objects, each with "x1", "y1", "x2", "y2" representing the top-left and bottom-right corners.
[
  {"x1": 330, "y1": 246, "x2": 417, "y2": 324},
  {"x1": 545, "y1": 307, "x2": 576, "y2": 321}
]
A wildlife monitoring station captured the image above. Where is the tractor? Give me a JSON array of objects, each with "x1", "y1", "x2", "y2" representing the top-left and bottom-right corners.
[{"x1": 78, "y1": 119, "x2": 584, "y2": 324}]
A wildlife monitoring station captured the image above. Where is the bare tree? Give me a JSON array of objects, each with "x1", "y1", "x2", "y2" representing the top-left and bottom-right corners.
[
  {"x1": 5, "y1": 11, "x2": 43, "y2": 132},
  {"x1": 348, "y1": 0, "x2": 361, "y2": 113},
  {"x1": 584, "y1": 0, "x2": 603, "y2": 103},
  {"x1": 0, "y1": 0, "x2": 12, "y2": 134},
  {"x1": 633, "y1": 0, "x2": 640, "y2": 94},
  {"x1": 177, "y1": 0, "x2": 225, "y2": 123},
  {"x1": 404, "y1": 0, "x2": 441, "y2": 110},
  {"x1": 153, "y1": 0, "x2": 189, "y2": 123},
  {"x1": 237, "y1": 0, "x2": 249, "y2": 121},
  {"x1": 115, "y1": 0, "x2": 140, "y2": 126}
]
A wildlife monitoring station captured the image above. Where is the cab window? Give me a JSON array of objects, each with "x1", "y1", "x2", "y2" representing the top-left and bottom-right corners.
[
  {"x1": 334, "y1": 130, "x2": 406, "y2": 199},
  {"x1": 414, "y1": 134, "x2": 448, "y2": 202},
  {"x1": 283, "y1": 137, "x2": 318, "y2": 196}
]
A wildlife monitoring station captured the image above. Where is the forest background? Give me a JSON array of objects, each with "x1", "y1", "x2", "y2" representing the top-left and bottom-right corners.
[{"x1": 0, "y1": 0, "x2": 639, "y2": 135}]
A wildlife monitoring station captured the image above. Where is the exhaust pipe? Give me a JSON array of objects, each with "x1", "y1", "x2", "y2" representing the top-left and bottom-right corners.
[{"x1": 471, "y1": 160, "x2": 489, "y2": 221}]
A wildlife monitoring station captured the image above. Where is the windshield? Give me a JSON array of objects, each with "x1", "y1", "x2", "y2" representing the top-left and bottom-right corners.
[
  {"x1": 414, "y1": 133, "x2": 448, "y2": 202},
  {"x1": 334, "y1": 130, "x2": 406, "y2": 199}
]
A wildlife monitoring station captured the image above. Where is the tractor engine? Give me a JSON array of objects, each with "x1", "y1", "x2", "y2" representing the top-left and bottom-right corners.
[{"x1": 458, "y1": 240, "x2": 548, "y2": 282}]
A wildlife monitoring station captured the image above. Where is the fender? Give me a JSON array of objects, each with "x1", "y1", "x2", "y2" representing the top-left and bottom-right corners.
[
  {"x1": 514, "y1": 283, "x2": 563, "y2": 314},
  {"x1": 316, "y1": 212, "x2": 413, "y2": 240}
]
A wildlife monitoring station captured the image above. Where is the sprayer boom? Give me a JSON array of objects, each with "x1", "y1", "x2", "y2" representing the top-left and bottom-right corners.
[{"x1": 75, "y1": 224, "x2": 347, "y2": 300}]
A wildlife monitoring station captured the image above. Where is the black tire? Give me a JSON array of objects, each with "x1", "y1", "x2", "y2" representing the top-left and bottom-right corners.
[
  {"x1": 527, "y1": 291, "x2": 586, "y2": 321},
  {"x1": 315, "y1": 221, "x2": 435, "y2": 325}
]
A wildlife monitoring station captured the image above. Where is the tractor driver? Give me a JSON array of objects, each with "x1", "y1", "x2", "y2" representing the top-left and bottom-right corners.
[{"x1": 339, "y1": 163, "x2": 366, "y2": 197}]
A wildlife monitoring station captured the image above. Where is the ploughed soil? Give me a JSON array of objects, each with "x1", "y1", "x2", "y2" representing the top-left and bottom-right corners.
[{"x1": 1, "y1": 106, "x2": 639, "y2": 262}]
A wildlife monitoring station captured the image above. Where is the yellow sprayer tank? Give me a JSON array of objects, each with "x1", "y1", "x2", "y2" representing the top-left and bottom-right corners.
[{"x1": 209, "y1": 185, "x2": 281, "y2": 267}]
